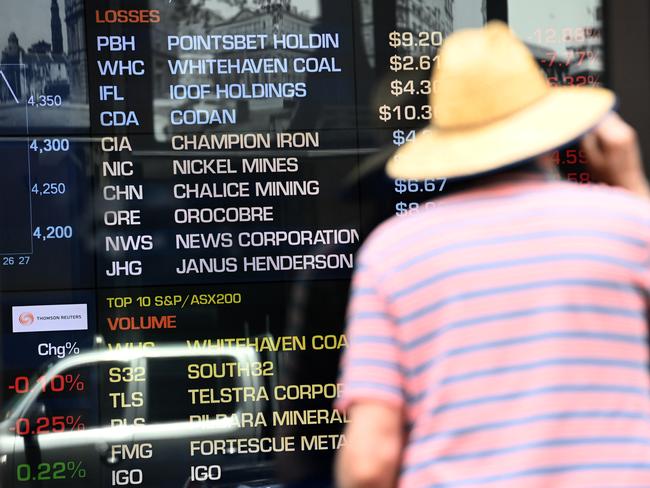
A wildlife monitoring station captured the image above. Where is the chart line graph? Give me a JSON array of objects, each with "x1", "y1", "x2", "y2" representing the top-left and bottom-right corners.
[
  {"x1": 0, "y1": 69, "x2": 20, "y2": 104},
  {"x1": 0, "y1": 64, "x2": 34, "y2": 256}
]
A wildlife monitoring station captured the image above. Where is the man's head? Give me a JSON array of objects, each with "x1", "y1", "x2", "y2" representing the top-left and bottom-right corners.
[{"x1": 387, "y1": 21, "x2": 615, "y2": 182}]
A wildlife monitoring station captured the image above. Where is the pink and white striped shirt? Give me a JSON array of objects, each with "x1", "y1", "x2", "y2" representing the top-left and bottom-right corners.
[{"x1": 338, "y1": 172, "x2": 650, "y2": 487}]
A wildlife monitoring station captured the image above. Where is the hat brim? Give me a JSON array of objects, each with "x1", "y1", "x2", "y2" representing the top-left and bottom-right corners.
[{"x1": 387, "y1": 86, "x2": 616, "y2": 180}]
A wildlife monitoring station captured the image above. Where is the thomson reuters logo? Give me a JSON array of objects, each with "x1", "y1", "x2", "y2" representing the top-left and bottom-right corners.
[
  {"x1": 12, "y1": 304, "x2": 88, "y2": 334},
  {"x1": 18, "y1": 312, "x2": 34, "y2": 326}
]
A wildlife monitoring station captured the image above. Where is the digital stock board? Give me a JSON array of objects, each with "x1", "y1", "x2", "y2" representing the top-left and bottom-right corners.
[{"x1": 0, "y1": 0, "x2": 604, "y2": 486}]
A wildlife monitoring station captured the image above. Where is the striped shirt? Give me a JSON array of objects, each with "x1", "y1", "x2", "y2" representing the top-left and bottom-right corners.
[{"x1": 337, "y1": 172, "x2": 650, "y2": 487}]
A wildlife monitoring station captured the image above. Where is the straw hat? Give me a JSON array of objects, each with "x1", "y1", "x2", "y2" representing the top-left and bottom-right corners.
[{"x1": 386, "y1": 21, "x2": 616, "y2": 180}]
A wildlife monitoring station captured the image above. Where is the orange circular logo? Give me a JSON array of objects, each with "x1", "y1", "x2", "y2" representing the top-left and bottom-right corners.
[{"x1": 18, "y1": 312, "x2": 34, "y2": 326}]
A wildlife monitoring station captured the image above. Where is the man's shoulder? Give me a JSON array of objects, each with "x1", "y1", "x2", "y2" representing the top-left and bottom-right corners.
[
  {"x1": 358, "y1": 181, "x2": 650, "y2": 267},
  {"x1": 435, "y1": 180, "x2": 650, "y2": 219},
  {"x1": 550, "y1": 181, "x2": 650, "y2": 217}
]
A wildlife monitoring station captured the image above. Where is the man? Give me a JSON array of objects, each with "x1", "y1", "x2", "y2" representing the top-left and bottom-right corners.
[{"x1": 336, "y1": 21, "x2": 650, "y2": 488}]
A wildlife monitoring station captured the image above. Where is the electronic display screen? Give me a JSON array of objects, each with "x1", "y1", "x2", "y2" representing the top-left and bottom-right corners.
[{"x1": 0, "y1": 1, "x2": 604, "y2": 486}]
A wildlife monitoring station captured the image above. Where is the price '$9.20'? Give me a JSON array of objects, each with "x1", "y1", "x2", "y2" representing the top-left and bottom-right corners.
[{"x1": 388, "y1": 31, "x2": 444, "y2": 49}]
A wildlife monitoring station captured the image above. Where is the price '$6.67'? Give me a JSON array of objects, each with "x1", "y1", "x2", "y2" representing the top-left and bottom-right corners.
[{"x1": 394, "y1": 179, "x2": 447, "y2": 194}]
